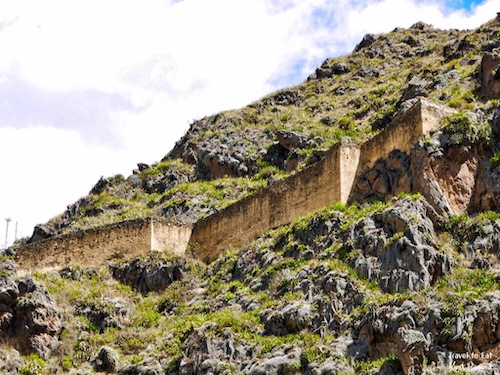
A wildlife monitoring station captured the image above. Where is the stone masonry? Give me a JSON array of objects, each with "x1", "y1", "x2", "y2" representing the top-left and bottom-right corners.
[{"x1": 15, "y1": 98, "x2": 454, "y2": 269}]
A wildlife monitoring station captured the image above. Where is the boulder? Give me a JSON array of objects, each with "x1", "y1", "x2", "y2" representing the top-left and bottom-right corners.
[
  {"x1": 75, "y1": 297, "x2": 131, "y2": 333},
  {"x1": 400, "y1": 77, "x2": 429, "y2": 102},
  {"x1": 491, "y1": 105, "x2": 500, "y2": 150},
  {"x1": 396, "y1": 328, "x2": 429, "y2": 375},
  {"x1": 28, "y1": 224, "x2": 53, "y2": 243},
  {"x1": 110, "y1": 256, "x2": 187, "y2": 294},
  {"x1": 481, "y1": 54, "x2": 500, "y2": 99},
  {"x1": 119, "y1": 357, "x2": 163, "y2": 375},
  {"x1": 12, "y1": 277, "x2": 62, "y2": 359},
  {"x1": 0, "y1": 348, "x2": 23, "y2": 375},
  {"x1": 262, "y1": 302, "x2": 314, "y2": 335},
  {"x1": 276, "y1": 130, "x2": 316, "y2": 151},
  {"x1": 269, "y1": 90, "x2": 305, "y2": 106},
  {"x1": 355, "y1": 33, "x2": 376, "y2": 52},
  {"x1": 0, "y1": 260, "x2": 18, "y2": 333},
  {"x1": 90, "y1": 176, "x2": 109, "y2": 195},
  {"x1": 94, "y1": 346, "x2": 120, "y2": 373},
  {"x1": 247, "y1": 347, "x2": 302, "y2": 375},
  {"x1": 345, "y1": 197, "x2": 450, "y2": 293}
]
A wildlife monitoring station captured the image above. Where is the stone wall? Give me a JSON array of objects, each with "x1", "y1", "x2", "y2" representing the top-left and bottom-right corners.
[
  {"x1": 16, "y1": 219, "x2": 190, "y2": 271},
  {"x1": 16, "y1": 98, "x2": 454, "y2": 269},
  {"x1": 357, "y1": 98, "x2": 454, "y2": 171},
  {"x1": 189, "y1": 98, "x2": 453, "y2": 262},
  {"x1": 151, "y1": 221, "x2": 192, "y2": 256},
  {"x1": 189, "y1": 139, "x2": 360, "y2": 262}
]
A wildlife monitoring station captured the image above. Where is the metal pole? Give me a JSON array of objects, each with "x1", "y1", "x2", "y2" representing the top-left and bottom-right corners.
[
  {"x1": 15, "y1": 221, "x2": 18, "y2": 242},
  {"x1": 5, "y1": 218, "x2": 11, "y2": 248}
]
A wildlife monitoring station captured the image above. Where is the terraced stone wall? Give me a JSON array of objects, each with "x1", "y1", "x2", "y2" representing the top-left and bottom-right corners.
[
  {"x1": 16, "y1": 219, "x2": 191, "y2": 270},
  {"x1": 189, "y1": 139, "x2": 361, "y2": 262},
  {"x1": 16, "y1": 98, "x2": 454, "y2": 269}
]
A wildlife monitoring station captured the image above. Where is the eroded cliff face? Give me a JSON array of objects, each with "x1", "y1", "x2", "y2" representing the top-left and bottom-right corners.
[{"x1": 352, "y1": 106, "x2": 500, "y2": 219}]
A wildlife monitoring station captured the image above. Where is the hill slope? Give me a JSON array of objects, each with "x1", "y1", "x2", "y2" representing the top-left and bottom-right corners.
[
  {"x1": 3, "y1": 16, "x2": 500, "y2": 375},
  {"x1": 25, "y1": 17, "x2": 500, "y2": 239}
]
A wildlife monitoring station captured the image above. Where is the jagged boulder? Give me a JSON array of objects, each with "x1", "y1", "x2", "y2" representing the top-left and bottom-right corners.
[
  {"x1": 354, "y1": 33, "x2": 376, "y2": 52},
  {"x1": 246, "y1": 346, "x2": 302, "y2": 375},
  {"x1": 173, "y1": 328, "x2": 253, "y2": 375},
  {"x1": 93, "y1": 346, "x2": 120, "y2": 373},
  {"x1": 344, "y1": 197, "x2": 450, "y2": 293},
  {"x1": 90, "y1": 176, "x2": 109, "y2": 195},
  {"x1": 481, "y1": 54, "x2": 500, "y2": 99},
  {"x1": 396, "y1": 328, "x2": 429, "y2": 375},
  {"x1": 0, "y1": 259, "x2": 18, "y2": 333},
  {"x1": 261, "y1": 302, "x2": 315, "y2": 335},
  {"x1": 120, "y1": 357, "x2": 163, "y2": 375},
  {"x1": 0, "y1": 262, "x2": 61, "y2": 361},
  {"x1": 0, "y1": 348, "x2": 23, "y2": 375},
  {"x1": 28, "y1": 224, "x2": 53, "y2": 243},
  {"x1": 491, "y1": 105, "x2": 500, "y2": 150},
  {"x1": 110, "y1": 255, "x2": 189, "y2": 294},
  {"x1": 12, "y1": 277, "x2": 62, "y2": 359},
  {"x1": 276, "y1": 130, "x2": 317, "y2": 151},
  {"x1": 266, "y1": 90, "x2": 305, "y2": 106},
  {"x1": 75, "y1": 297, "x2": 131, "y2": 333}
]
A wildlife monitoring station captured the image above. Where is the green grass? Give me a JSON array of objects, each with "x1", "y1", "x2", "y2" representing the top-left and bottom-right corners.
[
  {"x1": 441, "y1": 111, "x2": 490, "y2": 144},
  {"x1": 20, "y1": 354, "x2": 45, "y2": 375},
  {"x1": 436, "y1": 268, "x2": 499, "y2": 300},
  {"x1": 490, "y1": 150, "x2": 500, "y2": 167}
]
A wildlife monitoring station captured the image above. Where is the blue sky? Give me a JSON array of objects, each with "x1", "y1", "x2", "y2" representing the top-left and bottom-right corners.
[
  {"x1": 449, "y1": 0, "x2": 479, "y2": 10},
  {"x1": 0, "y1": 0, "x2": 498, "y2": 246}
]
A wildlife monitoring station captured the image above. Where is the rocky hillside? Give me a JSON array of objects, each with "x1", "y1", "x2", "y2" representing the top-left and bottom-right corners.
[
  {"x1": 3, "y1": 15, "x2": 500, "y2": 375},
  {"x1": 23, "y1": 17, "x2": 500, "y2": 240}
]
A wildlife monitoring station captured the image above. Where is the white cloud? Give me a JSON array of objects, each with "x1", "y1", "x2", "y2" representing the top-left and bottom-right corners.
[{"x1": 0, "y1": 0, "x2": 497, "y2": 246}]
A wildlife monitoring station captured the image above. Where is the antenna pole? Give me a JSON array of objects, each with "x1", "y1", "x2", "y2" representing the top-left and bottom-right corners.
[{"x1": 4, "y1": 217, "x2": 11, "y2": 248}]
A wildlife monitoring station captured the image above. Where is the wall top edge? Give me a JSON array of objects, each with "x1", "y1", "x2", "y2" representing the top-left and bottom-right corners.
[{"x1": 15, "y1": 217, "x2": 189, "y2": 252}]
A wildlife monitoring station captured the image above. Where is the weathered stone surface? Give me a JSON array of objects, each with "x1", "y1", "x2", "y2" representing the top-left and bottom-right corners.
[
  {"x1": 90, "y1": 176, "x2": 109, "y2": 195},
  {"x1": 120, "y1": 357, "x2": 163, "y2": 375},
  {"x1": 75, "y1": 297, "x2": 131, "y2": 333},
  {"x1": 11, "y1": 277, "x2": 62, "y2": 359},
  {"x1": 0, "y1": 260, "x2": 18, "y2": 333},
  {"x1": 0, "y1": 348, "x2": 23, "y2": 375},
  {"x1": 94, "y1": 346, "x2": 120, "y2": 373},
  {"x1": 267, "y1": 90, "x2": 305, "y2": 106},
  {"x1": 400, "y1": 77, "x2": 429, "y2": 102},
  {"x1": 491, "y1": 105, "x2": 500, "y2": 150},
  {"x1": 111, "y1": 255, "x2": 188, "y2": 294},
  {"x1": 345, "y1": 197, "x2": 450, "y2": 293},
  {"x1": 355, "y1": 33, "x2": 376, "y2": 51},
  {"x1": 246, "y1": 347, "x2": 302, "y2": 375},
  {"x1": 262, "y1": 302, "x2": 314, "y2": 335},
  {"x1": 481, "y1": 54, "x2": 500, "y2": 99},
  {"x1": 276, "y1": 130, "x2": 316, "y2": 151},
  {"x1": 396, "y1": 328, "x2": 429, "y2": 375},
  {"x1": 28, "y1": 224, "x2": 53, "y2": 243}
]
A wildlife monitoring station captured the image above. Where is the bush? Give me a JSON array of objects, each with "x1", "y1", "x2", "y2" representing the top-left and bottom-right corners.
[
  {"x1": 442, "y1": 111, "x2": 490, "y2": 144},
  {"x1": 490, "y1": 150, "x2": 500, "y2": 167}
]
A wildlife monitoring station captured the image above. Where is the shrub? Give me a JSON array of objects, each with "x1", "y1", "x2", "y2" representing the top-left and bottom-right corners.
[
  {"x1": 20, "y1": 354, "x2": 45, "y2": 375},
  {"x1": 441, "y1": 112, "x2": 490, "y2": 144},
  {"x1": 490, "y1": 150, "x2": 500, "y2": 167},
  {"x1": 338, "y1": 115, "x2": 355, "y2": 130}
]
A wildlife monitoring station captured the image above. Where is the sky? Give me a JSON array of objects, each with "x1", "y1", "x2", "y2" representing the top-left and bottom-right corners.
[{"x1": 0, "y1": 0, "x2": 498, "y2": 247}]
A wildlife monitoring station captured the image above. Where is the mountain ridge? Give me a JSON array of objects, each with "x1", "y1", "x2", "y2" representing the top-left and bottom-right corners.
[{"x1": 2, "y1": 15, "x2": 500, "y2": 375}]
